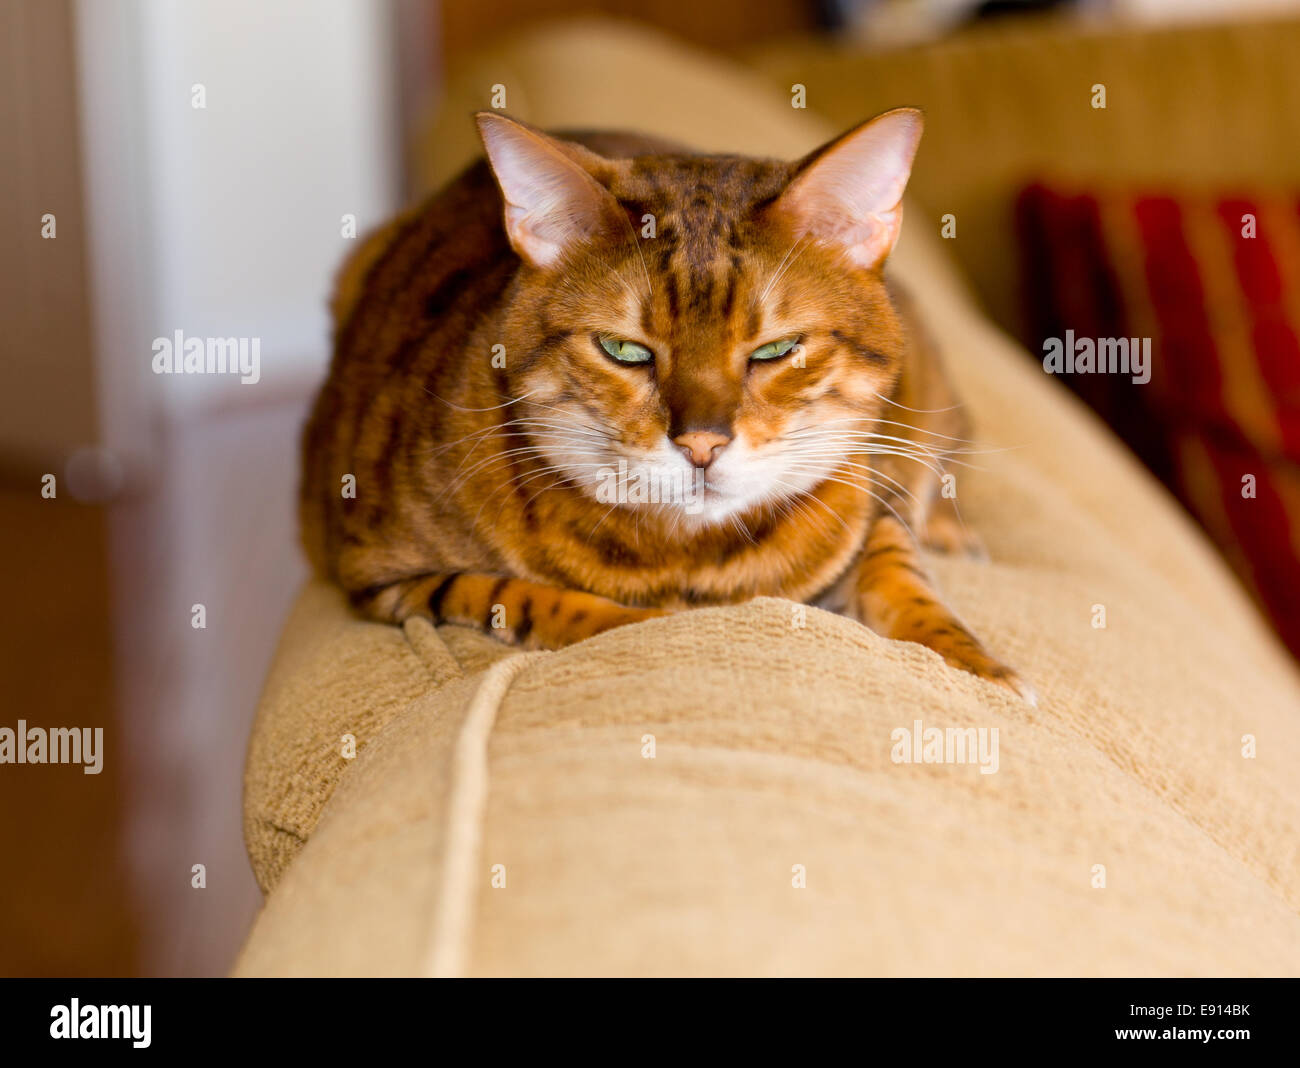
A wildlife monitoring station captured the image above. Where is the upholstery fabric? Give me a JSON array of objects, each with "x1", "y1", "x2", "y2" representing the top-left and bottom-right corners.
[{"x1": 236, "y1": 17, "x2": 1300, "y2": 976}]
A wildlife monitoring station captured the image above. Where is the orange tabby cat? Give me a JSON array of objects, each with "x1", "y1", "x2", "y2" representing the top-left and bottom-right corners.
[{"x1": 301, "y1": 108, "x2": 1033, "y2": 703}]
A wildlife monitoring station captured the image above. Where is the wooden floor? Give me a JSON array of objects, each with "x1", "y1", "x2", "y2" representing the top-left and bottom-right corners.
[
  {"x1": 0, "y1": 489, "x2": 138, "y2": 975},
  {"x1": 0, "y1": 391, "x2": 310, "y2": 976}
]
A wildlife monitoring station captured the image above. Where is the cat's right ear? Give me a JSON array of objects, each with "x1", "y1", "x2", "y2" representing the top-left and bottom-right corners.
[{"x1": 475, "y1": 112, "x2": 623, "y2": 269}]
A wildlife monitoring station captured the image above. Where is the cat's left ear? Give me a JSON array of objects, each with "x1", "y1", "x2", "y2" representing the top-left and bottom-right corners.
[{"x1": 769, "y1": 108, "x2": 923, "y2": 270}]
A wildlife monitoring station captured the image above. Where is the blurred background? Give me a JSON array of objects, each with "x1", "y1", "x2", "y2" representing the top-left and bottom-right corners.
[{"x1": 3, "y1": 0, "x2": 1297, "y2": 976}]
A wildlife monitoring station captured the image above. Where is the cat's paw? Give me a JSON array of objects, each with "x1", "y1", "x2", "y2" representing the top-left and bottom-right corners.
[
  {"x1": 581, "y1": 603, "x2": 671, "y2": 641},
  {"x1": 904, "y1": 616, "x2": 1035, "y2": 706},
  {"x1": 521, "y1": 598, "x2": 670, "y2": 650},
  {"x1": 939, "y1": 643, "x2": 1037, "y2": 706},
  {"x1": 980, "y1": 662, "x2": 1038, "y2": 707}
]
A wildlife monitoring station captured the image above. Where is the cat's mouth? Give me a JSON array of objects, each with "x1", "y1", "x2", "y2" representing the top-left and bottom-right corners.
[
  {"x1": 524, "y1": 411, "x2": 840, "y2": 525},
  {"x1": 561, "y1": 438, "x2": 834, "y2": 526}
]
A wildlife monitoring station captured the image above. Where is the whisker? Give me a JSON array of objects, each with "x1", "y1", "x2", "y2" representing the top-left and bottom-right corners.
[
  {"x1": 476, "y1": 461, "x2": 609, "y2": 528},
  {"x1": 757, "y1": 235, "x2": 809, "y2": 306},
  {"x1": 585, "y1": 500, "x2": 622, "y2": 543},
  {"x1": 520, "y1": 397, "x2": 620, "y2": 435},
  {"x1": 780, "y1": 465, "x2": 918, "y2": 536},
  {"x1": 422, "y1": 387, "x2": 538, "y2": 412},
  {"x1": 768, "y1": 479, "x2": 853, "y2": 537},
  {"x1": 613, "y1": 214, "x2": 654, "y2": 301},
  {"x1": 873, "y1": 391, "x2": 964, "y2": 415}
]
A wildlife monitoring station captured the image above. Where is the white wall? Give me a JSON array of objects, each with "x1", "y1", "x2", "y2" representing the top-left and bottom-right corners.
[
  {"x1": 80, "y1": 0, "x2": 399, "y2": 429},
  {"x1": 75, "y1": 0, "x2": 401, "y2": 975}
]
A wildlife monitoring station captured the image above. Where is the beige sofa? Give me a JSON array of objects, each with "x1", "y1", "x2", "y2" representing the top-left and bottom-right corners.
[{"x1": 235, "y1": 17, "x2": 1300, "y2": 976}]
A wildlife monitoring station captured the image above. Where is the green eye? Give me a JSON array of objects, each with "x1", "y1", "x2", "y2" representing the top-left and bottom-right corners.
[
  {"x1": 597, "y1": 336, "x2": 654, "y2": 365},
  {"x1": 750, "y1": 337, "x2": 800, "y2": 362}
]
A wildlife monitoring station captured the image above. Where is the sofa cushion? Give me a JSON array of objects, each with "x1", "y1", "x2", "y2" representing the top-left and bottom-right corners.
[{"x1": 237, "y1": 18, "x2": 1300, "y2": 976}]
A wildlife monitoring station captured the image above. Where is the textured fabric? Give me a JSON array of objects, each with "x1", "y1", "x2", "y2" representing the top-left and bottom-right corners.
[
  {"x1": 237, "y1": 18, "x2": 1300, "y2": 976},
  {"x1": 1017, "y1": 181, "x2": 1300, "y2": 658}
]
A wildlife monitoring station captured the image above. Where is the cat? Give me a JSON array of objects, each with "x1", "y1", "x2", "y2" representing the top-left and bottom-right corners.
[{"x1": 300, "y1": 108, "x2": 1034, "y2": 703}]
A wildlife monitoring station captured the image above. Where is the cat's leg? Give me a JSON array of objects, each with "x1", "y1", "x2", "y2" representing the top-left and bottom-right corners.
[
  {"x1": 847, "y1": 514, "x2": 1036, "y2": 705},
  {"x1": 349, "y1": 572, "x2": 667, "y2": 650}
]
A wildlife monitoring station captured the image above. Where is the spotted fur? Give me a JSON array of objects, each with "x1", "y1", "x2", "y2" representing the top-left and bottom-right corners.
[{"x1": 301, "y1": 111, "x2": 1032, "y2": 702}]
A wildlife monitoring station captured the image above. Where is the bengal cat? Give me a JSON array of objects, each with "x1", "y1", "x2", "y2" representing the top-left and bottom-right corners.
[{"x1": 301, "y1": 108, "x2": 1034, "y2": 703}]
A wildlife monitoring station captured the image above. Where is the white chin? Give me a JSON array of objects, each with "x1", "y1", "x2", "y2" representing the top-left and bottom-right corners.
[
  {"x1": 564, "y1": 443, "x2": 827, "y2": 527},
  {"x1": 678, "y1": 488, "x2": 755, "y2": 525}
]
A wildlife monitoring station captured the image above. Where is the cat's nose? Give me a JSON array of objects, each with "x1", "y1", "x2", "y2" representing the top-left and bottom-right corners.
[{"x1": 674, "y1": 430, "x2": 730, "y2": 469}]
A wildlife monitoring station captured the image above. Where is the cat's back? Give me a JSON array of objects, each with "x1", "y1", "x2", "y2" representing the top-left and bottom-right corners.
[
  {"x1": 301, "y1": 155, "x2": 516, "y2": 573},
  {"x1": 330, "y1": 157, "x2": 511, "y2": 356}
]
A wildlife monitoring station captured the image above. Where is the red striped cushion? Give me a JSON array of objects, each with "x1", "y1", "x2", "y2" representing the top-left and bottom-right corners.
[{"x1": 1017, "y1": 183, "x2": 1300, "y2": 658}]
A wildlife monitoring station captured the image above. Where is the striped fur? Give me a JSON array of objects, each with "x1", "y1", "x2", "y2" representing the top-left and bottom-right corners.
[{"x1": 301, "y1": 112, "x2": 1032, "y2": 701}]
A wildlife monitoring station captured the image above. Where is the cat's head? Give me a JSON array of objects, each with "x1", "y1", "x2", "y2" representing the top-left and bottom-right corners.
[{"x1": 476, "y1": 109, "x2": 922, "y2": 526}]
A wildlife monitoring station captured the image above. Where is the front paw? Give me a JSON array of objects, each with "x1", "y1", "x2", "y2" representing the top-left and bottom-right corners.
[
  {"x1": 930, "y1": 631, "x2": 1037, "y2": 706},
  {"x1": 520, "y1": 598, "x2": 669, "y2": 649}
]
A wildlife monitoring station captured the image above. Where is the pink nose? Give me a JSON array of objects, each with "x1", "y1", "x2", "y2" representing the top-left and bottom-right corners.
[{"x1": 674, "y1": 430, "x2": 730, "y2": 469}]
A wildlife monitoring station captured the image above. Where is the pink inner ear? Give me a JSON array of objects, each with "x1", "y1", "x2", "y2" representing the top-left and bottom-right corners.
[
  {"x1": 776, "y1": 110, "x2": 922, "y2": 269},
  {"x1": 477, "y1": 116, "x2": 619, "y2": 269}
]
